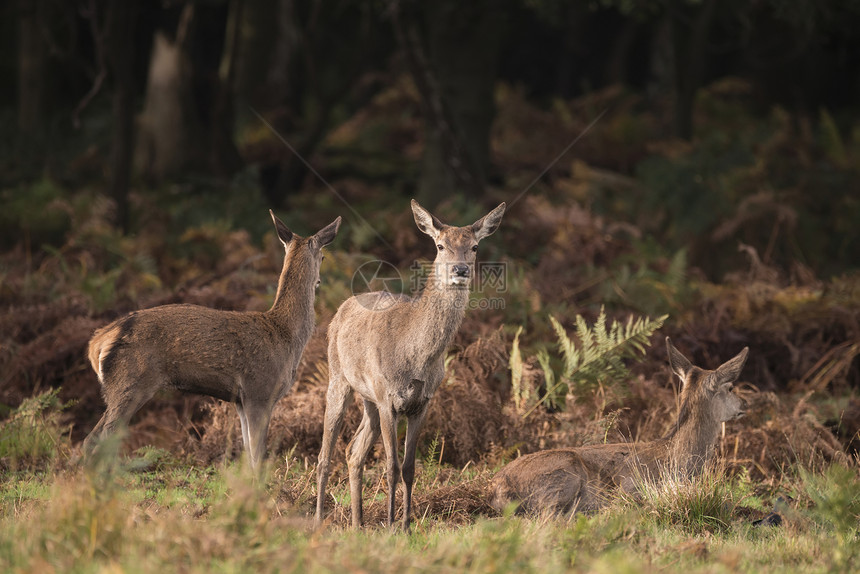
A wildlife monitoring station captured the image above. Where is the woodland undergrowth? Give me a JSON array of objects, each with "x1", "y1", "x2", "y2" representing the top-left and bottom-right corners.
[{"x1": 1, "y1": 79, "x2": 859, "y2": 571}]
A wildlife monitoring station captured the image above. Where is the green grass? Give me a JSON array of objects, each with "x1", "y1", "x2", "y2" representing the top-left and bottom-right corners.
[
  {"x1": 0, "y1": 453, "x2": 857, "y2": 573},
  {"x1": 1, "y1": 400, "x2": 857, "y2": 573},
  {"x1": 619, "y1": 463, "x2": 748, "y2": 535},
  {"x1": 2, "y1": 361, "x2": 857, "y2": 573},
  {"x1": 0, "y1": 389, "x2": 70, "y2": 470}
]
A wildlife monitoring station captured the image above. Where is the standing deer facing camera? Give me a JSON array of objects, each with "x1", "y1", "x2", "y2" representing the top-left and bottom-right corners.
[
  {"x1": 82, "y1": 211, "x2": 341, "y2": 470},
  {"x1": 491, "y1": 338, "x2": 748, "y2": 516},
  {"x1": 315, "y1": 199, "x2": 506, "y2": 529}
]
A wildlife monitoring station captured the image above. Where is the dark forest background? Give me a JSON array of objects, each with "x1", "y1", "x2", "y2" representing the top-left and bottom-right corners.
[
  {"x1": 1, "y1": 0, "x2": 859, "y2": 470},
  {"x1": 4, "y1": 0, "x2": 860, "y2": 274}
]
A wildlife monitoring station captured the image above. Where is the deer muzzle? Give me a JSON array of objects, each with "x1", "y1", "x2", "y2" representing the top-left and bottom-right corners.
[{"x1": 451, "y1": 264, "x2": 470, "y2": 286}]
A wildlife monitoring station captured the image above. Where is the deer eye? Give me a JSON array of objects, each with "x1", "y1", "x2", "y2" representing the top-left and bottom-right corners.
[
  {"x1": 471, "y1": 245, "x2": 478, "y2": 252},
  {"x1": 437, "y1": 244, "x2": 444, "y2": 251}
]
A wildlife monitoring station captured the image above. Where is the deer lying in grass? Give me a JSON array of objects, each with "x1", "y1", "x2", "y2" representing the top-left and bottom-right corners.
[
  {"x1": 82, "y1": 211, "x2": 341, "y2": 470},
  {"x1": 491, "y1": 338, "x2": 748, "y2": 515},
  {"x1": 315, "y1": 199, "x2": 506, "y2": 529}
]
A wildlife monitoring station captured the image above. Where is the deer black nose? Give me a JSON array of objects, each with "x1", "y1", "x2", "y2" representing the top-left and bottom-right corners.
[{"x1": 453, "y1": 264, "x2": 470, "y2": 277}]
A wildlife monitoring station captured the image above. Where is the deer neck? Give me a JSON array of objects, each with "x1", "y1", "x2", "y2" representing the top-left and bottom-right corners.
[
  {"x1": 266, "y1": 248, "x2": 315, "y2": 342},
  {"x1": 413, "y1": 270, "x2": 469, "y2": 357},
  {"x1": 664, "y1": 397, "x2": 722, "y2": 474}
]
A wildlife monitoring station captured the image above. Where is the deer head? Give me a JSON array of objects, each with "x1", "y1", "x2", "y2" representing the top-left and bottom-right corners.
[
  {"x1": 667, "y1": 337, "x2": 748, "y2": 423},
  {"x1": 270, "y1": 210, "x2": 341, "y2": 290},
  {"x1": 410, "y1": 199, "x2": 506, "y2": 288}
]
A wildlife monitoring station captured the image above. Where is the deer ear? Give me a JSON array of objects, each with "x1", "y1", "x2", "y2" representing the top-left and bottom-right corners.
[
  {"x1": 312, "y1": 216, "x2": 342, "y2": 248},
  {"x1": 270, "y1": 210, "x2": 294, "y2": 247},
  {"x1": 472, "y1": 202, "x2": 506, "y2": 241},
  {"x1": 411, "y1": 199, "x2": 446, "y2": 240},
  {"x1": 715, "y1": 347, "x2": 748, "y2": 385},
  {"x1": 666, "y1": 337, "x2": 694, "y2": 384}
]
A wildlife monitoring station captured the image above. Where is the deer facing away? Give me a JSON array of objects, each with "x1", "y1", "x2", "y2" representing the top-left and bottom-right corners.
[
  {"x1": 315, "y1": 199, "x2": 506, "y2": 529},
  {"x1": 82, "y1": 211, "x2": 341, "y2": 470},
  {"x1": 491, "y1": 338, "x2": 748, "y2": 516}
]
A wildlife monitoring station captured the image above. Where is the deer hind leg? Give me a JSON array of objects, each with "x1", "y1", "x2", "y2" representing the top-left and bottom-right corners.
[
  {"x1": 315, "y1": 376, "x2": 353, "y2": 526},
  {"x1": 347, "y1": 400, "x2": 381, "y2": 528},
  {"x1": 240, "y1": 400, "x2": 273, "y2": 473},
  {"x1": 234, "y1": 403, "x2": 251, "y2": 457},
  {"x1": 378, "y1": 406, "x2": 400, "y2": 528},
  {"x1": 82, "y1": 413, "x2": 107, "y2": 455},
  {"x1": 94, "y1": 376, "x2": 161, "y2": 453},
  {"x1": 401, "y1": 405, "x2": 429, "y2": 530}
]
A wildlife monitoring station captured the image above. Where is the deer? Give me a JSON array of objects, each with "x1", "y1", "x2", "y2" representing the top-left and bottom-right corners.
[
  {"x1": 82, "y1": 211, "x2": 341, "y2": 471},
  {"x1": 490, "y1": 338, "x2": 748, "y2": 516},
  {"x1": 315, "y1": 199, "x2": 506, "y2": 530}
]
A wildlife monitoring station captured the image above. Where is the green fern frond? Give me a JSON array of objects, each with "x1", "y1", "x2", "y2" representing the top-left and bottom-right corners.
[
  {"x1": 535, "y1": 349, "x2": 556, "y2": 392},
  {"x1": 666, "y1": 248, "x2": 688, "y2": 290},
  {"x1": 509, "y1": 326, "x2": 526, "y2": 411},
  {"x1": 820, "y1": 108, "x2": 847, "y2": 167},
  {"x1": 550, "y1": 315, "x2": 579, "y2": 377},
  {"x1": 424, "y1": 431, "x2": 441, "y2": 469},
  {"x1": 523, "y1": 307, "x2": 667, "y2": 417}
]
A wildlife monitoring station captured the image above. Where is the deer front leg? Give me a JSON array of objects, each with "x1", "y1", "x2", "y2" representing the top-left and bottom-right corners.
[
  {"x1": 378, "y1": 407, "x2": 400, "y2": 527},
  {"x1": 401, "y1": 406, "x2": 429, "y2": 531}
]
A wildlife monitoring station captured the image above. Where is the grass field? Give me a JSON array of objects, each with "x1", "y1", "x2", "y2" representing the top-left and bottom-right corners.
[{"x1": 0, "y1": 409, "x2": 857, "y2": 573}]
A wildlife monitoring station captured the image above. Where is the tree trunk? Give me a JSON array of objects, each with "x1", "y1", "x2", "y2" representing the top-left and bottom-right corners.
[
  {"x1": 555, "y1": 2, "x2": 585, "y2": 98},
  {"x1": 138, "y1": 2, "x2": 241, "y2": 182},
  {"x1": 107, "y1": 0, "x2": 138, "y2": 233},
  {"x1": 137, "y1": 5, "x2": 193, "y2": 182},
  {"x1": 264, "y1": 0, "x2": 303, "y2": 111},
  {"x1": 253, "y1": 0, "x2": 310, "y2": 207},
  {"x1": 210, "y1": 0, "x2": 244, "y2": 177},
  {"x1": 671, "y1": 0, "x2": 717, "y2": 140},
  {"x1": 393, "y1": 0, "x2": 505, "y2": 206},
  {"x1": 605, "y1": 16, "x2": 638, "y2": 87},
  {"x1": 17, "y1": 0, "x2": 45, "y2": 134},
  {"x1": 421, "y1": 0, "x2": 505, "y2": 204},
  {"x1": 235, "y1": 0, "x2": 290, "y2": 109},
  {"x1": 647, "y1": 13, "x2": 673, "y2": 102}
]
